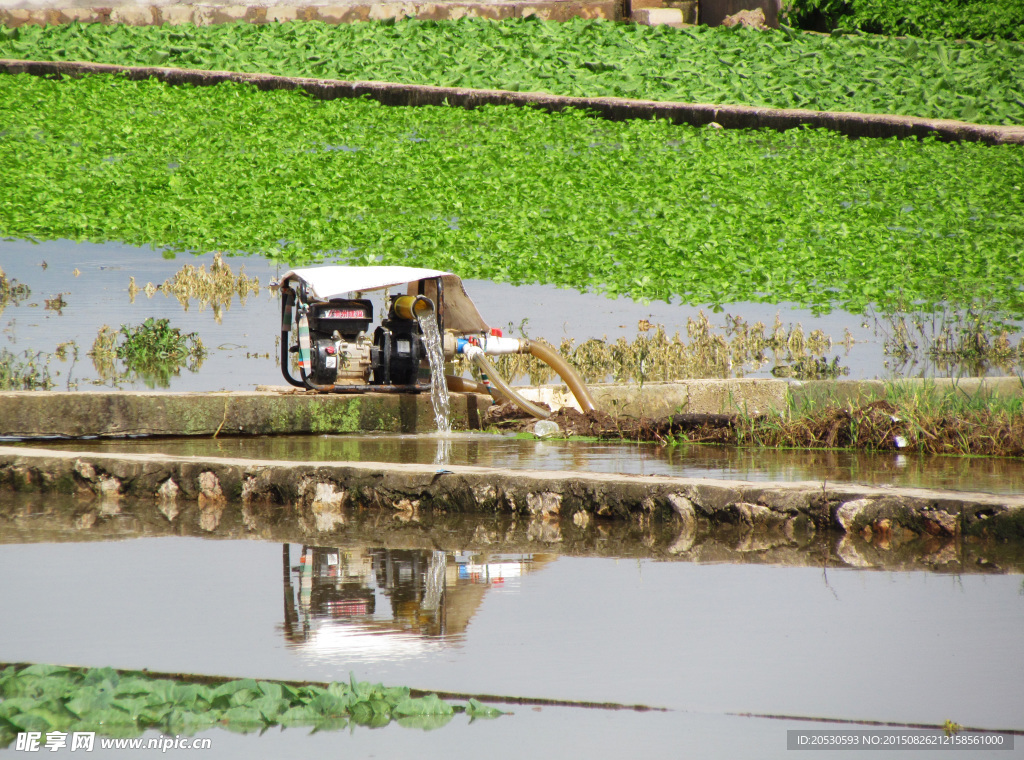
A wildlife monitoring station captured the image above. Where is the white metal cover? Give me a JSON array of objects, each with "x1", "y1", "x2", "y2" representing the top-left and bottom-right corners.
[{"x1": 276, "y1": 265, "x2": 491, "y2": 334}]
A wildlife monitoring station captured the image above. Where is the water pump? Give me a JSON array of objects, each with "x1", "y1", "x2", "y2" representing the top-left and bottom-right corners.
[
  {"x1": 272, "y1": 265, "x2": 597, "y2": 417},
  {"x1": 277, "y1": 268, "x2": 448, "y2": 391}
]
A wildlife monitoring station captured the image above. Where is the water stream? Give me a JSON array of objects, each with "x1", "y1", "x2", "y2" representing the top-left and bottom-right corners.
[{"x1": 416, "y1": 309, "x2": 452, "y2": 437}]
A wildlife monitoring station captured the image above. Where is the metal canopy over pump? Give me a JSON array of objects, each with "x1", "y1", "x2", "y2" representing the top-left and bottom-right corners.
[{"x1": 278, "y1": 266, "x2": 491, "y2": 335}]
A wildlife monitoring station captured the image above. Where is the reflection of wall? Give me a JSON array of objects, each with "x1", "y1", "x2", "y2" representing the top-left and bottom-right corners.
[{"x1": 282, "y1": 544, "x2": 553, "y2": 647}]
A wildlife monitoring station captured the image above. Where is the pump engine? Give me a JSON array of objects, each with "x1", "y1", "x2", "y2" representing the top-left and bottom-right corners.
[
  {"x1": 278, "y1": 269, "x2": 443, "y2": 391},
  {"x1": 304, "y1": 299, "x2": 376, "y2": 385}
]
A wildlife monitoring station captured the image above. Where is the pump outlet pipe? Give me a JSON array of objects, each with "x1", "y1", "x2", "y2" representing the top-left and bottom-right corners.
[{"x1": 457, "y1": 335, "x2": 596, "y2": 419}]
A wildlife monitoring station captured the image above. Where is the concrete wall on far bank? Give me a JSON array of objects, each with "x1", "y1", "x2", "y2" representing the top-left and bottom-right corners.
[
  {"x1": 0, "y1": 0, "x2": 783, "y2": 26},
  {"x1": 0, "y1": 0, "x2": 621, "y2": 25},
  {"x1": 5, "y1": 58, "x2": 1020, "y2": 145}
]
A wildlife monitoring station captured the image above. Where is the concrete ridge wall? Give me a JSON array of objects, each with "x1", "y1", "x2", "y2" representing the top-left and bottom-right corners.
[
  {"x1": 2, "y1": 58, "x2": 1021, "y2": 144},
  {"x1": 1, "y1": 447, "x2": 1022, "y2": 542},
  {"x1": 0, "y1": 1, "x2": 619, "y2": 25},
  {"x1": 0, "y1": 390, "x2": 492, "y2": 437},
  {"x1": 3, "y1": 378, "x2": 1022, "y2": 438}
]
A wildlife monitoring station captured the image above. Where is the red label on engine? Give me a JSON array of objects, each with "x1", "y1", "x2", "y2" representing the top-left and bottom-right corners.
[{"x1": 323, "y1": 309, "x2": 366, "y2": 319}]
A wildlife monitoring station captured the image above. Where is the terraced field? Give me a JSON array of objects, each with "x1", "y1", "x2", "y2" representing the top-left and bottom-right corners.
[{"x1": 1, "y1": 19, "x2": 1023, "y2": 124}]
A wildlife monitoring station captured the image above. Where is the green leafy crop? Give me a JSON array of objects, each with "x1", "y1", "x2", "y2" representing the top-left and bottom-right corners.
[
  {"x1": 0, "y1": 663, "x2": 502, "y2": 745},
  {"x1": 0, "y1": 18, "x2": 1022, "y2": 124},
  {"x1": 1, "y1": 73, "x2": 1022, "y2": 318},
  {"x1": 783, "y1": 0, "x2": 1024, "y2": 42}
]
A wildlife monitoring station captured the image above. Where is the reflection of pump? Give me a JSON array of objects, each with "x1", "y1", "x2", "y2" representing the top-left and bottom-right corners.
[
  {"x1": 272, "y1": 265, "x2": 596, "y2": 418},
  {"x1": 281, "y1": 543, "x2": 550, "y2": 647}
]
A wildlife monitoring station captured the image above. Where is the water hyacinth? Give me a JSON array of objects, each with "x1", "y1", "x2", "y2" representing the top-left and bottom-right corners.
[{"x1": 0, "y1": 73, "x2": 1022, "y2": 320}]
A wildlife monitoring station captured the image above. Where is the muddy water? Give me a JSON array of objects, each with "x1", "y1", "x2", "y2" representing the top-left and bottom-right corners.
[
  {"x1": 32, "y1": 432, "x2": 1024, "y2": 494},
  {"x1": 0, "y1": 533, "x2": 1021, "y2": 759}
]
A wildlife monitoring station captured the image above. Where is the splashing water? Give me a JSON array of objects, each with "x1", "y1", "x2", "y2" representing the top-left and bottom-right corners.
[{"x1": 416, "y1": 310, "x2": 452, "y2": 436}]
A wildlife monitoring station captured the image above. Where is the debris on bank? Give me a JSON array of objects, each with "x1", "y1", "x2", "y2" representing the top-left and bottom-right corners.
[{"x1": 486, "y1": 400, "x2": 1024, "y2": 458}]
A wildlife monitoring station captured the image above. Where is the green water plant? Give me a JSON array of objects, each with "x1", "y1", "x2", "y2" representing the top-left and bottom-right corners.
[
  {"x1": 0, "y1": 663, "x2": 502, "y2": 746},
  {"x1": 86, "y1": 318, "x2": 206, "y2": 388},
  {"x1": 1, "y1": 74, "x2": 1021, "y2": 321},
  {"x1": 782, "y1": 0, "x2": 1024, "y2": 41},
  {"x1": 0, "y1": 19, "x2": 1021, "y2": 123}
]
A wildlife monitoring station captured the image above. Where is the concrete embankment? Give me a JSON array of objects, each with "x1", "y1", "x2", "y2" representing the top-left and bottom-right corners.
[
  {"x1": 2, "y1": 446, "x2": 1022, "y2": 542},
  {"x1": 0, "y1": 389, "x2": 491, "y2": 437},
  {"x1": 2, "y1": 376, "x2": 1021, "y2": 438},
  {"x1": 3, "y1": 58, "x2": 1022, "y2": 145}
]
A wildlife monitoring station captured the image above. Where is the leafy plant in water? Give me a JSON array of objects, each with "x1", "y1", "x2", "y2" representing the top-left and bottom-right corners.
[
  {"x1": 117, "y1": 317, "x2": 204, "y2": 363},
  {"x1": 88, "y1": 325, "x2": 119, "y2": 383},
  {"x1": 870, "y1": 295, "x2": 1024, "y2": 376},
  {"x1": 0, "y1": 663, "x2": 503, "y2": 747},
  {"x1": 0, "y1": 265, "x2": 31, "y2": 315},
  {"x1": 132, "y1": 252, "x2": 261, "y2": 323},
  {"x1": 90, "y1": 318, "x2": 207, "y2": 388}
]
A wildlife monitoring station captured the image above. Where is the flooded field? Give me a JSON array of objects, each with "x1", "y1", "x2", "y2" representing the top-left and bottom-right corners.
[
  {"x1": 4, "y1": 239, "x2": 1024, "y2": 757},
  {"x1": 1, "y1": 238, "x2": 918, "y2": 392},
  {"x1": 0, "y1": 527, "x2": 1021, "y2": 758}
]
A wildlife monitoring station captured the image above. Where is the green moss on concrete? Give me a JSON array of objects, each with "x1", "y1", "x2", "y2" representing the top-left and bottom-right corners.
[
  {"x1": 309, "y1": 397, "x2": 363, "y2": 434},
  {"x1": 370, "y1": 409, "x2": 400, "y2": 432}
]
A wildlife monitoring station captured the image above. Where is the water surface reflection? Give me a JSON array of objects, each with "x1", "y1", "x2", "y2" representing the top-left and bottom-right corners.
[{"x1": 282, "y1": 545, "x2": 551, "y2": 660}]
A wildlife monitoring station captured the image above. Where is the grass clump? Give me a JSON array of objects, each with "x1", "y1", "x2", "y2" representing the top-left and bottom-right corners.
[
  {"x1": 0, "y1": 349, "x2": 54, "y2": 390},
  {"x1": 724, "y1": 381, "x2": 1024, "y2": 457},
  {"x1": 468, "y1": 312, "x2": 846, "y2": 385},
  {"x1": 513, "y1": 379, "x2": 1024, "y2": 458}
]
